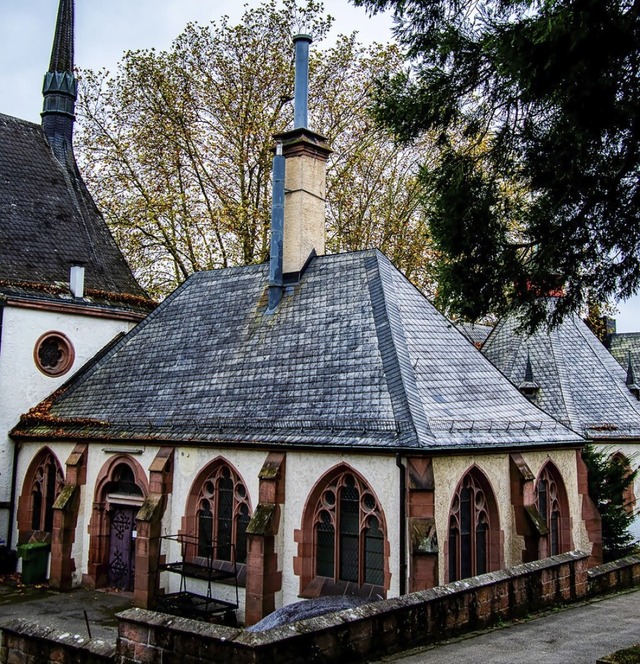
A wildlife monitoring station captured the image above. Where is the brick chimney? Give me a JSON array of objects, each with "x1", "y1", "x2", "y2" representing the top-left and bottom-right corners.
[{"x1": 274, "y1": 34, "x2": 331, "y2": 279}]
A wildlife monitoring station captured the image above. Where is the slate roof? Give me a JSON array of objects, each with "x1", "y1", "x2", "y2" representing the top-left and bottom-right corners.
[
  {"x1": 0, "y1": 113, "x2": 152, "y2": 314},
  {"x1": 482, "y1": 305, "x2": 640, "y2": 440},
  {"x1": 609, "y1": 333, "x2": 640, "y2": 375},
  {"x1": 456, "y1": 322, "x2": 494, "y2": 348},
  {"x1": 13, "y1": 251, "x2": 581, "y2": 451}
]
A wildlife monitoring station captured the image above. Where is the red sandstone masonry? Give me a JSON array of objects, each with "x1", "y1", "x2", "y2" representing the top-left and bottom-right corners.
[
  {"x1": 587, "y1": 554, "x2": 640, "y2": 596},
  {"x1": 4, "y1": 553, "x2": 640, "y2": 664},
  {"x1": 0, "y1": 619, "x2": 113, "y2": 664},
  {"x1": 115, "y1": 552, "x2": 591, "y2": 664}
]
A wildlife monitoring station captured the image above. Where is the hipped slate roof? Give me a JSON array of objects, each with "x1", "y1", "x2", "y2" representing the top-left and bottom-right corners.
[
  {"x1": 482, "y1": 305, "x2": 640, "y2": 440},
  {"x1": 13, "y1": 251, "x2": 581, "y2": 450},
  {"x1": 0, "y1": 113, "x2": 151, "y2": 313}
]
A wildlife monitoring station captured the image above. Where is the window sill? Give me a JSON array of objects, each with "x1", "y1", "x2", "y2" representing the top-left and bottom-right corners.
[{"x1": 300, "y1": 576, "x2": 384, "y2": 601}]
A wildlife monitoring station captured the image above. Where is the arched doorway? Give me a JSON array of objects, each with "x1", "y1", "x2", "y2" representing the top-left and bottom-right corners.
[{"x1": 88, "y1": 456, "x2": 148, "y2": 591}]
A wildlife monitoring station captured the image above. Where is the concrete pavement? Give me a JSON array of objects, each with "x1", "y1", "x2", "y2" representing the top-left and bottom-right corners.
[
  {"x1": 375, "y1": 589, "x2": 640, "y2": 664},
  {"x1": 0, "y1": 582, "x2": 132, "y2": 642}
]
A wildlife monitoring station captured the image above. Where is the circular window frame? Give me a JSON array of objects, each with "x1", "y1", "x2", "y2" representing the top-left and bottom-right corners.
[{"x1": 34, "y1": 332, "x2": 75, "y2": 377}]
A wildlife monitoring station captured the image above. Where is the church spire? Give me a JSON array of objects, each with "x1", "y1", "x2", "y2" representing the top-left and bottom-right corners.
[{"x1": 42, "y1": 0, "x2": 77, "y2": 164}]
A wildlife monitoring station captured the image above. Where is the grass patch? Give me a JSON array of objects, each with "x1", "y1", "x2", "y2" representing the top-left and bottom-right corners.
[{"x1": 600, "y1": 645, "x2": 640, "y2": 664}]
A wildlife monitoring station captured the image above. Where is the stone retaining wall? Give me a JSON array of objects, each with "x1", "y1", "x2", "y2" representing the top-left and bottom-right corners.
[
  {"x1": 0, "y1": 619, "x2": 114, "y2": 664},
  {"x1": 587, "y1": 553, "x2": 640, "y2": 596},
  {"x1": 4, "y1": 551, "x2": 640, "y2": 664},
  {"x1": 117, "y1": 551, "x2": 588, "y2": 664}
]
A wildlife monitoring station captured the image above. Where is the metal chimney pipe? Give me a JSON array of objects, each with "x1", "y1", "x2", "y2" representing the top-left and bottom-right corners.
[
  {"x1": 69, "y1": 264, "x2": 85, "y2": 298},
  {"x1": 267, "y1": 143, "x2": 286, "y2": 313},
  {"x1": 293, "y1": 33, "x2": 312, "y2": 129}
]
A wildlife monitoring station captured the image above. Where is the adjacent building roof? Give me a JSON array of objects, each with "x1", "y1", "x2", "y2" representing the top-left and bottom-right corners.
[
  {"x1": 609, "y1": 333, "x2": 640, "y2": 376},
  {"x1": 0, "y1": 113, "x2": 152, "y2": 315},
  {"x1": 456, "y1": 322, "x2": 494, "y2": 348},
  {"x1": 13, "y1": 251, "x2": 581, "y2": 451},
  {"x1": 482, "y1": 304, "x2": 640, "y2": 440}
]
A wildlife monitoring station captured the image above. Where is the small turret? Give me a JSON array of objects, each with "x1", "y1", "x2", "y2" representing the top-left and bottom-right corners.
[
  {"x1": 42, "y1": 0, "x2": 77, "y2": 164},
  {"x1": 626, "y1": 352, "x2": 640, "y2": 400},
  {"x1": 518, "y1": 351, "x2": 540, "y2": 398}
]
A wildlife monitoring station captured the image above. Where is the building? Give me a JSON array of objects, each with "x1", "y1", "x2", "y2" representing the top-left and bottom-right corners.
[
  {"x1": 7, "y1": 15, "x2": 599, "y2": 626},
  {"x1": 483, "y1": 307, "x2": 640, "y2": 540},
  {"x1": 0, "y1": 0, "x2": 153, "y2": 548}
]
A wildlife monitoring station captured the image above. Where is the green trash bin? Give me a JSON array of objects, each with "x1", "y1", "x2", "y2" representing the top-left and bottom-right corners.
[{"x1": 17, "y1": 542, "x2": 50, "y2": 584}]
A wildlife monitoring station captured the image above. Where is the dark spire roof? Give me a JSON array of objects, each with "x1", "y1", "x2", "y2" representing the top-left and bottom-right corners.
[
  {"x1": 42, "y1": 0, "x2": 77, "y2": 164},
  {"x1": 49, "y1": 0, "x2": 74, "y2": 73},
  {"x1": 626, "y1": 352, "x2": 640, "y2": 399},
  {"x1": 0, "y1": 113, "x2": 152, "y2": 314},
  {"x1": 518, "y1": 351, "x2": 540, "y2": 397}
]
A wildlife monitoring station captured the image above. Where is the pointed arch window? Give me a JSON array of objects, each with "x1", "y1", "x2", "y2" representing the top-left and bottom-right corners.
[
  {"x1": 312, "y1": 472, "x2": 385, "y2": 588},
  {"x1": 448, "y1": 469, "x2": 500, "y2": 582},
  {"x1": 26, "y1": 451, "x2": 64, "y2": 534},
  {"x1": 535, "y1": 463, "x2": 570, "y2": 558},
  {"x1": 195, "y1": 464, "x2": 251, "y2": 564}
]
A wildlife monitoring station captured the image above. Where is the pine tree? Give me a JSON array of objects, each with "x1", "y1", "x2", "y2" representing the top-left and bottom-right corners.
[
  {"x1": 582, "y1": 445, "x2": 637, "y2": 561},
  {"x1": 353, "y1": 0, "x2": 640, "y2": 330}
]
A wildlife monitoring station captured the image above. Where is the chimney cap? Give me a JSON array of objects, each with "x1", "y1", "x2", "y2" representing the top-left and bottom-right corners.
[{"x1": 293, "y1": 33, "x2": 313, "y2": 43}]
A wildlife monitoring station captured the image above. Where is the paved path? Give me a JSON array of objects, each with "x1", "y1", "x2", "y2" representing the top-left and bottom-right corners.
[
  {"x1": 0, "y1": 583, "x2": 132, "y2": 642},
  {"x1": 375, "y1": 589, "x2": 640, "y2": 664}
]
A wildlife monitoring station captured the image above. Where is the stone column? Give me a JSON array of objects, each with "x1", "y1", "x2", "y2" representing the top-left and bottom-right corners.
[
  {"x1": 406, "y1": 457, "x2": 438, "y2": 591},
  {"x1": 133, "y1": 447, "x2": 174, "y2": 609},
  {"x1": 49, "y1": 443, "x2": 86, "y2": 590},
  {"x1": 244, "y1": 452, "x2": 286, "y2": 626}
]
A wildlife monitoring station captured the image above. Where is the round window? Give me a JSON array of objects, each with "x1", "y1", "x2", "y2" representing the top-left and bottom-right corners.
[{"x1": 34, "y1": 332, "x2": 75, "y2": 377}]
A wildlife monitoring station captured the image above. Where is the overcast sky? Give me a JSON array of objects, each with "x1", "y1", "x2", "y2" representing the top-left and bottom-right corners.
[{"x1": 2, "y1": 0, "x2": 638, "y2": 331}]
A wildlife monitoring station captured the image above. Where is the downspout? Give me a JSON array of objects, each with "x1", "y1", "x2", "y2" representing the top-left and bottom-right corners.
[
  {"x1": 396, "y1": 454, "x2": 407, "y2": 595},
  {"x1": 6, "y1": 440, "x2": 20, "y2": 549},
  {"x1": 266, "y1": 143, "x2": 285, "y2": 313}
]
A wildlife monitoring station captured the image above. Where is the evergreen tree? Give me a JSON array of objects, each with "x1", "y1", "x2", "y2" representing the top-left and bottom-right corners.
[
  {"x1": 353, "y1": 0, "x2": 640, "y2": 330},
  {"x1": 582, "y1": 445, "x2": 637, "y2": 561}
]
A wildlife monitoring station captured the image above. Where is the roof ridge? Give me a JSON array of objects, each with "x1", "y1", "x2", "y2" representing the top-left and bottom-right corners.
[
  {"x1": 368, "y1": 253, "x2": 434, "y2": 445},
  {"x1": 571, "y1": 314, "x2": 640, "y2": 415},
  {"x1": 549, "y1": 322, "x2": 581, "y2": 431}
]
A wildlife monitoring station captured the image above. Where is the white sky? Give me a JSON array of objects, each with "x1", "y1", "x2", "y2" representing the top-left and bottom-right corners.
[{"x1": 1, "y1": 0, "x2": 638, "y2": 332}]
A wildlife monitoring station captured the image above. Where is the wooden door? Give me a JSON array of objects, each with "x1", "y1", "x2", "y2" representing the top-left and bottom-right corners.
[{"x1": 107, "y1": 507, "x2": 137, "y2": 590}]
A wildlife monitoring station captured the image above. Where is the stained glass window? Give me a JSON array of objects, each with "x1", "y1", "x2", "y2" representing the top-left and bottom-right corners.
[
  {"x1": 448, "y1": 470, "x2": 496, "y2": 582},
  {"x1": 536, "y1": 465, "x2": 566, "y2": 557},
  {"x1": 29, "y1": 451, "x2": 64, "y2": 532},
  {"x1": 312, "y1": 471, "x2": 385, "y2": 587},
  {"x1": 195, "y1": 463, "x2": 250, "y2": 564}
]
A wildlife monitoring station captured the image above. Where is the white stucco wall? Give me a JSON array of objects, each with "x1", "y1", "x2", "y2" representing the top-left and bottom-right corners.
[
  {"x1": 432, "y1": 448, "x2": 590, "y2": 582},
  {"x1": 161, "y1": 449, "x2": 400, "y2": 619},
  {"x1": 13, "y1": 439, "x2": 595, "y2": 625},
  {"x1": 0, "y1": 304, "x2": 136, "y2": 543},
  {"x1": 279, "y1": 451, "x2": 400, "y2": 608}
]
